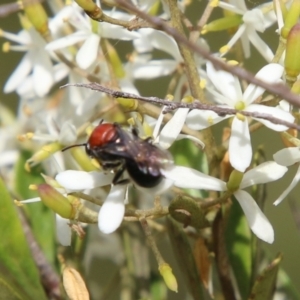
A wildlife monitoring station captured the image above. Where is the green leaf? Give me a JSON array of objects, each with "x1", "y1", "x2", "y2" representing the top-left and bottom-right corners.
[
  {"x1": 167, "y1": 217, "x2": 204, "y2": 299},
  {"x1": 170, "y1": 139, "x2": 208, "y2": 198},
  {"x1": 14, "y1": 150, "x2": 56, "y2": 265},
  {"x1": 249, "y1": 253, "x2": 282, "y2": 300},
  {"x1": 0, "y1": 177, "x2": 47, "y2": 300},
  {"x1": 225, "y1": 198, "x2": 252, "y2": 299}
]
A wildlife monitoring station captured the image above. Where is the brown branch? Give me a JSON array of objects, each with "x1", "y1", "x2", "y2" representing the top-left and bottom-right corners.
[
  {"x1": 61, "y1": 83, "x2": 300, "y2": 131},
  {"x1": 115, "y1": 0, "x2": 300, "y2": 108}
]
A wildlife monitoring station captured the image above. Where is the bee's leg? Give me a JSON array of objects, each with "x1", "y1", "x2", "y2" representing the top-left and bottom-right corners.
[
  {"x1": 131, "y1": 127, "x2": 139, "y2": 137},
  {"x1": 113, "y1": 164, "x2": 130, "y2": 185}
]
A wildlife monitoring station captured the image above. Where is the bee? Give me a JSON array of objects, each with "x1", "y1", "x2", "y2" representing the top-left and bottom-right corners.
[{"x1": 63, "y1": 123, "x2": 173, "y2": 188}]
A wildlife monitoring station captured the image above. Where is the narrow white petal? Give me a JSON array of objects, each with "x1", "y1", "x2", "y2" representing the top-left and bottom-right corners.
[
  {"x1": 186, "y1": 109, "x2": 226, "y2": 130},
  {"x1": 243, "y1": 9, "x2": 266, "y2": 32},
  {"x1": 153, "y1": 106, "x2": 166, "y2": 141},
  {"x1": 132, "y1": 60, "x2": 177, "y2": 79},
  {"x1": 274, "y1": 165, "x2": 300, "y2": 205},
  {"x1": 4, "y1": 53, "x2": 32, "y2": 93},
  {"x1": 247, "y1": 104, "x2": 294, "y2": 131},
  {"x1": 247, "y1": 28, "x2": 274, "y2": 63},
  {"x1": 229, "y1": 118, "x2": 252, "y2": 172},
  {"x1": 56, "y1": 170, "x2": 114, "y2": 191},
  {"x1": 45, "y1": 32, "x2": 88, "y2": 50},
  {"x1": 76, "y1": 34, "x2": 100, "y2": 69},
  {"x1": 33, "y1": 50, "x2": 54, "y2": 97},
  {"x1": 243, "y1": 63, "x2": 283, "y2": 104},
  {"x1": 159, "y1": 108, "x2": 189, "y2": 149},
  {"x1": 148, "y1": 30, "x2": 182, "y2": 61},
  {"x1": 162, "y1": 166, "x2": 226, "y2": 191},
  {"x1": 207, "y1": 61, "x2": 242, "y2": 106},
  {"x1": 101, "y1": 23, "x2": 140, "y2": 40},
  {"x1": 241, "y1": 161, "x2": 288, "y2": 189},
  {"x1": 234, "y1": 190, "x2": 274, "y2": 243},
  {"x1": 56, "y1": 214, "x2": 71, "y2": 246},
  {"x1": 98, "y1": 185, "x2": 126, "y2": 234},
  {"x1": 273, "y1": 147, "x2": 300, "y2": 166}
]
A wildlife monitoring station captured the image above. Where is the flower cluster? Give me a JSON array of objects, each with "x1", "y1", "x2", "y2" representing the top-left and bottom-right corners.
[{"x1": 1, "y1": 0, "x2": 300, "y2": 298}]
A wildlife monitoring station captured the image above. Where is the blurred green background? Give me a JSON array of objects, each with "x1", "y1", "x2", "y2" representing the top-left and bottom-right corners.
[{"x1": 1, "y1": 0, "x2": 300, "y2": 298}]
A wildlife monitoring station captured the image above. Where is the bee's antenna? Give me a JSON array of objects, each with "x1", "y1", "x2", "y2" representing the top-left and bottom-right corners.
[{"x1": 62, "y1": 143, "x2": 87, "y2": 152}]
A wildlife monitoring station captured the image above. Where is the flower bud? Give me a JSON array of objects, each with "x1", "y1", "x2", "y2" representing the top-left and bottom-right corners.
[
  {"x1": 158, "y1": 263, "x2": 178, "y2": 293},
  {"x1": 37, "y1": 184, "x2": 75, "y2": 219},
  {"x1": 169, "y1": 195, "x2": 209, "y2": 229},
  {"x1": 105, "y1": 40, "x2": 125, "y2": 79},
  {"x1": 226, "y1": 170, "x2": 244, "y2": 192},
  {"x1": 201, "y1": 15, "x2": 242, "y2": 34},
  {"x1": 26, "y1": 142, "x2": 62, "y2": 170},
  {"x1": 74, "y1": 0, "x2": 100, "y2": 15},
  {"x1": 281, "y1": 0, "x2": 300, "y2": 39},
  {"x1": 285, "y1": 24, "x2": 300, "y2": 80},
  {"x1": 69, "y1": 147, "x2": 98, "y2": 172},
  {"x1": 24, "y1": 2, "x2": 49, "y2": 37}
]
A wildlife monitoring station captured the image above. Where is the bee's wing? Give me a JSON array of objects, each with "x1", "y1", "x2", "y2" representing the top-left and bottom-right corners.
[{"x1": 99, "y1": 126, "x2": 173, "y2": 175}]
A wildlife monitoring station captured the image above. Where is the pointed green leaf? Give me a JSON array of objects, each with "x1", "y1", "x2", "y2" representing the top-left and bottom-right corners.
[
  {"x1": 249, "y1": 253, "x2": 282, "y2": 300},
  {"x1": 167, "y1": 217, "x2": 204, "y2": 299},
  {"x1": 0, "y1": 177, "x2": 47, "y2": 300},
  {"x1": 15, "y1": 150, "x2": 56, "y2": 264},
  {"x1": 225, "y1": 198, "x2": 252, "y2": 299}
]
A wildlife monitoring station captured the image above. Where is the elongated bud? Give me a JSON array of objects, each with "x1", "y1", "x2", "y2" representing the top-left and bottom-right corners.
[
  {"x1": 281, "y1": 0, "x2": 300, "y2": 39},
  {"x1": 26, "y1": 142, "x2": 62, "y2": 170},
  {"x1": 201, "y1": 15, "x2": 242, "y2": 34},
  {"x1": 69, "y1": 147, "x2": 98, "y2": 172},
  {"x1": 285, "y1": 24, "x2": 300, "y2": 81},
  {"x1": 226, "y1": 170, "x2": 244, "y2": 192},
  {"x1": 74, "y1": 0, "x2": 102, "y2": 19},
  {"x1": 37, "y1": 184, "x2": 75, "y2": 219},
  {"x1": 63, "y1": 267, "x2": 90, "y2": 300},
  {"x1": 23, "y1": 1, "x2": 49, "y2": 37},
  {"x1": 105, "y1": 40, "x2": 125, "y2": 79},
  {"x1": 158, "y1": 263, "x2": 178, "y2": 293}
]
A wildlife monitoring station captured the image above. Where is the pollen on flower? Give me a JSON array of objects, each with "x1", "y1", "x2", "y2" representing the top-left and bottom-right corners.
[
  {"x1": 220, "y1": 45, "x2": 230, "y2": 54},
  {"x1": 199, "y1": 79, "x2": 206, "y2": 89},
  {"x1": 235, "y1": 101, "x2": 246, "y2": 111},
  {"x1": 207, "y1": 115, "x2": 214, "y2": 125},
  {"x1": 228, "y1": 60, "x2": 239, "y2": 66},
  {"x1": 210, "y1": 0, "x2": 219, "y2": 8},
  {"x1": 236, "y1": 112, "x2": 246, "y2": 121},
  {"x1": 14, "y1": 200, "x2": 24, "y2": 207},
  {"x1": 182, "y1": 95, "x2": 194, "y2": 103},
  {"x1": 166, "y1": 94, "x2": 174, "y2": 101},
  {"x1": 29, "y1": 184, "x2": 38, "y2": 190},
  {"x1": 17, "y1": 132, "x2": 34, "y2": 142},
  {"x1": 2, "y1": 42, "x2": 10, "y2": 52}
]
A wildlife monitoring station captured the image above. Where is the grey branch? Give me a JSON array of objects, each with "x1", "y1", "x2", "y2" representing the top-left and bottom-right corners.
[{"x1": 61, "y1": 83, "x2": 300, "y2": 131}]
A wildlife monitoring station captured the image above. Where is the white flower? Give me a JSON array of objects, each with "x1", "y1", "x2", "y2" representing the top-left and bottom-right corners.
[
  {"x1": 46, "y1": 4, "x2": 139, "y2": 70},
  {"x1": 163, "y1": 161, "x2": 288, "y2": 243},
  {"x1": 1, "y1": 27, "x2": 54, "y2": 97},
  {"x1": 186, "y1": 62, "x2": 294, "y2": 172},
  {"x1": 218, "y1": 0, "x2": 276, "y2": 61},
  {"x1": 56, "y1": 160, "x2": 287, "y2": 243},
  {"x1": 273, "y1": 147, "x2": 300, "y2": 205}
]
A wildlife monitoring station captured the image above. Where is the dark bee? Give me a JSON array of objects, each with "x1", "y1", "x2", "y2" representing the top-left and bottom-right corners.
[{"x1": 63, "y1": 123, "x2": 173, "y2": 188}]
